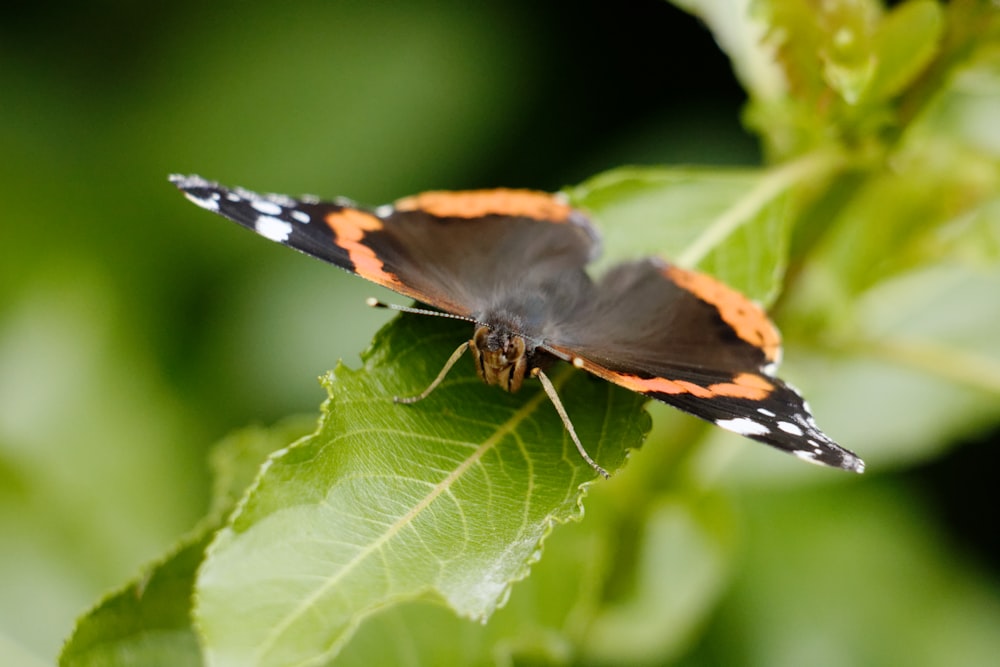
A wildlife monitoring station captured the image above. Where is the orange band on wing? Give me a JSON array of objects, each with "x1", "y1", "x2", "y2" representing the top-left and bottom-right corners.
[
  {"x1": 664, "y1": 265, "x2": 781, "y2": 362},
  {"x1": 612, "y1": 371, "x2": 774, "y2": 400},
  {"x1": 324, "y1": 209, "x2": 386, "y2": 278},
  {"x1": 394, "y1": 189, "x2": 573, "y2": 222}
]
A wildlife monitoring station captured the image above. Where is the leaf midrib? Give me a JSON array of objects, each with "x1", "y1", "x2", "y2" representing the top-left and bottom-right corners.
[
  {"x1": 254, "y1": 384, "x2": 554, "y2": 663},
  {"x1": 675, "y1": 152, "x2": 841, "y2": 267}
]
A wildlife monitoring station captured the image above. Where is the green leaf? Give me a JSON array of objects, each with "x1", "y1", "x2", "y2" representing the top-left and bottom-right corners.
[
  {"x1": 804, "y1": 159, "x2": 988, "y2": 296},
  {"x1": 865, "y1": 0, "x2": 943, "y2": 104},
  {"x1": 568, "y1": 162, "x2": 832, "y2": 305},
  {"x1": 60, "y1": 536, "x2": 208, "y2": 667},
  {"x1": 194, "y1": 313, "x2": 650, "y2": 667},
  {"x1": 789, "y1": 41, "x2": 1000, "y2": 299},
  {"x1": 59, "y1": 420, "x2": 314, "y2": 667},
  {"x1": 329, "y1": 478, "x2": 738, "y2": 666},
  {"x1": 330, "y1": 511, "x2": 613, "y2": 667},
  {"x1": 907, "y1": 33, "x2": 1000, "y2": 159}
]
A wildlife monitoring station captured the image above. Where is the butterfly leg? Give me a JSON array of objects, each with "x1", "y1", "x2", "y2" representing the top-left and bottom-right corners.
[
  {"x1": 394, "y1": 341, "x2": 470, "y2": 404},
  {"x1": 533, "y1": 368, "x2": 610, "y2": 479}
]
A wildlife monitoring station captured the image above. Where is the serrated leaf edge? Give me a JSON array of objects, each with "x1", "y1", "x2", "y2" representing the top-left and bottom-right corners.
[{"x1": 202, "y1": 366, "x2": 605, "y2": 666}]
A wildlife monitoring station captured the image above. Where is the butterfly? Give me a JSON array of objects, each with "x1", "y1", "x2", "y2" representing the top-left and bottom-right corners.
[{"x1": 171, "y1": 174, "x2": 864, "y2": 477}]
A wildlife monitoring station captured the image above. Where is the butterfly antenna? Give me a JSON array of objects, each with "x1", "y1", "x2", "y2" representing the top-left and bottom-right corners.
[
  {"x1": 368, "y1": 297, "x2": 477, "y2": 404},
  {"x1": 366, "y1": 297, "x2": 478, "y2": 323},
  {"x1": 533, "y1": 368, "x2": 611, "y2": 479},
  {"x1": 393, "y1": 341, "x2": 471, "y2": 404}
]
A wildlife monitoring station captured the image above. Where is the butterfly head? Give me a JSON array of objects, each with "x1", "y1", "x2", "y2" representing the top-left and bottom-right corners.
[{"x1": 471, "y1": 325, "x2": 528, "y2": 393}]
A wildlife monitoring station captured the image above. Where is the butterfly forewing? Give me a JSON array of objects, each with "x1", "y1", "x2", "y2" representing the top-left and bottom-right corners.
[{"x1": 172, "y1": 175, "x2": 599, "y2": 319}]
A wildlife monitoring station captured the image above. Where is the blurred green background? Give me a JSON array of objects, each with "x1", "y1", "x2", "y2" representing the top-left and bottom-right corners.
[{"x1": 3, "y1": 0, "x2": 998, "y2": 665}]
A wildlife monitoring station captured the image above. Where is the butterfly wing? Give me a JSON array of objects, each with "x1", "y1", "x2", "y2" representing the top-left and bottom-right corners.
[
  {"x1": 170, "y1": 175, "x2": 599, "y2": 317},
  {"x1": 542, "y1": 258, "x2": 864, "y2": 472}
]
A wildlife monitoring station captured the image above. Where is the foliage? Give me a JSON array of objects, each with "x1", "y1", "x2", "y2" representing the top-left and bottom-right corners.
[{"x1": 5, "y1": 0, "x2": 996, "y2": 665}]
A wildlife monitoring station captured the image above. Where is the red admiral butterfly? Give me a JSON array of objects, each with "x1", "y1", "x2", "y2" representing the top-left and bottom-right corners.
[{"x1": 171, "y1": 174, "x2": 864, "y2": 477}]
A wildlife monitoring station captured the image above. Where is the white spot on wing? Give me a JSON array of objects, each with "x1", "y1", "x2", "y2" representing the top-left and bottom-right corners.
[
  {"x1": 374, "y1": 204, "x2": 394, "y2": 218},
  {"x1": 716, "y1": 417, "x2": 770, "y2": 437},
  {"x1": 777, "y1": 421, "x2": 804, "y2": 436},
  {"x1": 251, "y1": 200, "x2": 283, "y2": 216},
  {"x1": 255, "y1": 215, "x2": 293, "y2": 242},
  {"x1": 793, "y1": 450, "x2": 819, "y2": 463},
  {"x1": 757, "y1": 408, "x2": 776, "y2": 417},
  {"x1": 183, "y1": 192, "x2": 220, "y2": 212},
  {"x1": 291, "y1": 210, "x2": 311, "y2": 223}
]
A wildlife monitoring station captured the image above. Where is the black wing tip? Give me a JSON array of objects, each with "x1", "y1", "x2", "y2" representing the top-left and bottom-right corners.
[
  {"x1": 795, "y1": 446, "x2": 866, "y2": 474},
  {"x1": 838, "y1": 449, "x2": 866, "y2": 474}
]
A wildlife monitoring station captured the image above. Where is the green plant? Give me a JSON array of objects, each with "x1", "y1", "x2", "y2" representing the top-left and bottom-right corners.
[{"x1": 60, "y1": 1, "x2": 1000, "y2": 665}]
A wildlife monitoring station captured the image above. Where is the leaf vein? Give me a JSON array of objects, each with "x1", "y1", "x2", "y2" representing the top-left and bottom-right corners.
[{"x1": 254, "y1": 385, "x2": 552, "y2": 661}]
